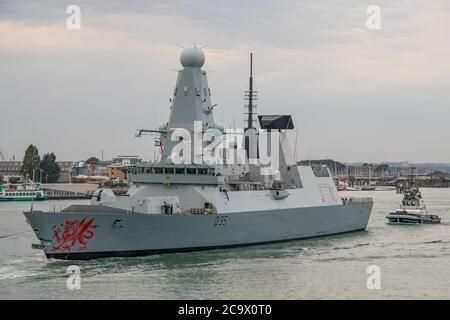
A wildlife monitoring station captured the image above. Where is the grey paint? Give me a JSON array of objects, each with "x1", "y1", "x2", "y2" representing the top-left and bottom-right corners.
[{"x1": 24, "y1": 200, "x2": 372, "y2": 259}]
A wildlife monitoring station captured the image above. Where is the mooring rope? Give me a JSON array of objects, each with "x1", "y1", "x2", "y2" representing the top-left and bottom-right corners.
[{"x1": 0, "y1": 230, "x2": 32, "y2": 239}]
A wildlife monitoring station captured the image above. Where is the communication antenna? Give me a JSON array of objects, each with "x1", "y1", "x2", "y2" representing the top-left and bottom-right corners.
[
  {"x1": 308, "y1": 148, "x2": 312, "y2": 166},
  {"x1": 244, "y1": 53, "x2": 257, "y2": 130},
  {"x1": 294, "y1": 129, "x2": 299, "y2": 161}
]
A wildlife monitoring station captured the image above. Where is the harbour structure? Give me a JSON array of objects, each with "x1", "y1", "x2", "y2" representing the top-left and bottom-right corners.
[
  {"x1": 40, "y1": 183, "x2": 98, "y2": 200},
  {"x1": 24, "y1": 47, "x2": 373, "y2": 260},
  {"x1": 108, "y1": 155, "x2": 141, "y2": 180},
  {"x1": 0, "y1": 161, "x2": 73, "y2": 183}
]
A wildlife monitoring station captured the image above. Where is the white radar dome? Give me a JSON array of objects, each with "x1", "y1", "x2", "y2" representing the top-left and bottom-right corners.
[{"x1": 180, "y1": 47, "x2": 205, "y2": 68}]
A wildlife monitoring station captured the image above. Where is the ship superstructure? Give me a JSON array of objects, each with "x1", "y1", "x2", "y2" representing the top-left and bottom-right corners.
[{"x1": 24, "y1": 47, "x2": 373, "y2": 260}]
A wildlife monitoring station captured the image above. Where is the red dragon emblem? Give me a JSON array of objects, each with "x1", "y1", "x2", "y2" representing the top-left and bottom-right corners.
[{"x1": 51, "y1": 218, "x2": 98, "y2": 252}]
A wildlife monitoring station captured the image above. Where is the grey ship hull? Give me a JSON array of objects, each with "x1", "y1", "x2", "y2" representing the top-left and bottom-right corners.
[{"x1": 24, "y1": 201, "x2": 372, "y2": 260}]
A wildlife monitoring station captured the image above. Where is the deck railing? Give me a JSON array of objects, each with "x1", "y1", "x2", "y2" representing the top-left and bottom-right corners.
[{"x1": 342, "y1": 197, "x2": 373, "y2": 205}]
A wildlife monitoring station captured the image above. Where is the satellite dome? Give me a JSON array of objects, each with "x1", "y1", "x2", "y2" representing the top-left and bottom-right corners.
[
  {"x1": 158, "y1": 122, "x2": 168, "y2": 131},
  {"x1": 180, "y1": 47, "x2": 205, "y2": 68},
  {"x1": 213, "y1": 122, "x2": 225, "y2": 133}
]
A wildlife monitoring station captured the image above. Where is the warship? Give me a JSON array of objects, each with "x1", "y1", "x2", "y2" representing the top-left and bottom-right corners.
[{"x1": 24, "y1": 47, "x2": 373, "y2": 260}]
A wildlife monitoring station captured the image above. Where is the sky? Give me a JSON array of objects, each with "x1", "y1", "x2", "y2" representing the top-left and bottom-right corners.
[{"x1": 1, "y1": 0, "x2": 449, "y2": 163}]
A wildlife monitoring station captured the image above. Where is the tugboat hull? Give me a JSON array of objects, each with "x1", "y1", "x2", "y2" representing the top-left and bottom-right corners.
[
  {"x1": 386, "y1": 212, "x2": 441, "y2": 225},
  {"x1": 24, "y1": 201, "x2": 372, "y2": 260}
]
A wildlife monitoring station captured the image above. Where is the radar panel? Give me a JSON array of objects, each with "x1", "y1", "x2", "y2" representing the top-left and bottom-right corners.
[{"x1": 258, "y1": 115, "x2": 294, "y2": 130}]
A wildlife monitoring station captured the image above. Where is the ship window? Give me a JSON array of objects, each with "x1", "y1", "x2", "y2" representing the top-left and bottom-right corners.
[
  {"x1": 208, "y1": 88, "x2": 211, "y2": 96},
  {"x1": 203, "y1": 88, "x2": 207, "y2": 96},
  {"x1": 165, "y1": 168, "x2": 174, "y2": 174},
  {"x1": 154, "y1": 167, "x2": 163, "y2": 174},
  {"x1": 195, "y1": 88, "x2": 201, "y2": 96},
  {"x1": 174, "y1": 87, "x2": 178, "y2": 96},
  {"x1": 198, "y1": 168, "x2": 207, "y2": 175},
  {"x1": 186, "y1": 168, "x2": 196, "y2": 175},
  {"x1": 183, "y1": 86, "x2": 189, "y2": 96},
  {"x1": 175, "y1": 168, "x2": 185, "y2": 174}
]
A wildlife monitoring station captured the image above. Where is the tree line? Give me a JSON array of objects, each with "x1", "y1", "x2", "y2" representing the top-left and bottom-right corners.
[{"x1": 20, "y1": 144, "x2": 61, "y2": 183}]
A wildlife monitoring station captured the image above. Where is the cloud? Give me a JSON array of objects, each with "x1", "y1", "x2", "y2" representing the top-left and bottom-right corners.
[{"x1": 0, "y1": 0, "x2": 449, "y2": 162}]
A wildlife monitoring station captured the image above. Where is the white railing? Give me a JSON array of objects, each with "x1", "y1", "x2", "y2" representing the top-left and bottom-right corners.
[{"x1": 342, "y1": 197, "x2": 373, "y2": 205}]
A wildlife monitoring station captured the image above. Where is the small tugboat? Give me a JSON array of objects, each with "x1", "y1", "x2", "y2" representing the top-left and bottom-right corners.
[
  {"x1": 0, "y1": 181, "x2": 48, "y2": 201},
  {"x1": 386, "y1": 171, "x2": 440, "y2": 224}
]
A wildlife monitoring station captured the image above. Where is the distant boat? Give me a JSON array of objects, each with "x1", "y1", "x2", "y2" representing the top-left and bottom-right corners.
[
  {"x1": 345, "y1": 186, "x2": 362, "y2": 191},
  {"x1": 0, "y1": 182, "x2": 48, "y2": 201},
  {"x1": 386, "y1": 170, "x2": 440, "y2": 224}
]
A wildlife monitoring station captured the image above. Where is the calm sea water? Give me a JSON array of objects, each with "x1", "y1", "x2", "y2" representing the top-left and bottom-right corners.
[{"x1": 0, "y1": 189, "x2": 449, "y2": 300}]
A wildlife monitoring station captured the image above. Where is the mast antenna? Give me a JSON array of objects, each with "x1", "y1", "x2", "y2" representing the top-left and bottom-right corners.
[{"x1": 244, "y1": 53, "x2": 257, "y2": 130}]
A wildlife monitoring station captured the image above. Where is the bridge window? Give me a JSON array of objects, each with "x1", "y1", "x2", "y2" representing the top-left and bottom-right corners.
[
  {"x1": 145, "y1": 168, "x2": 152, "y2": 174},
  {"x1": 165, "y1": 168, "x2": 174, "y2": 174},
  {"x1": 154, "y1": 167, "x2": 163, "y2": 174},
  {"x1": 175, "y1": 168, "x2": 185, "y2": 174},
  {"x1": 198, "y1": 168, "x2": 207, "y2": 175},
  {"x1": 183, "y1": 86, "x2": 189, "y2": 96},
  {"x1": 186, "y1": 168, "x2": 196, "y2": 175}
]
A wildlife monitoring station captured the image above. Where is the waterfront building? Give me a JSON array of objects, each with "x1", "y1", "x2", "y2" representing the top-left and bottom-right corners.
[{"x1": 0, "y1": 160, "x2": 73, "y2": 183}]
